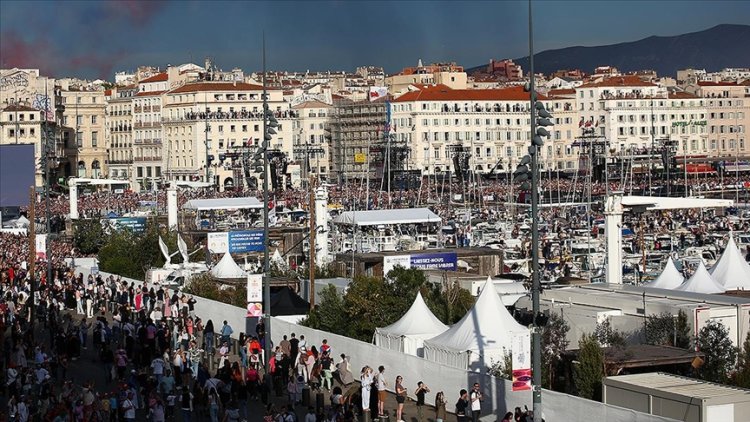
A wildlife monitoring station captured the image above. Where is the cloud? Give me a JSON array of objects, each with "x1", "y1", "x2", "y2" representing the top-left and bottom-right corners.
[
  {"x1": 0, "y1": 30, "x2": 124, "y2": 79},
  {"x1": 104, "y1": 0, "x2": 169, "y2": 26}
]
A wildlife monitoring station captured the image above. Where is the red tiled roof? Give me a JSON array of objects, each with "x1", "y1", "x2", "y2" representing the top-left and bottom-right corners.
[
  {"x1": 393, "y1": 85, "x2": 544, "y2": 102},
  {"x1": 169, "y1": 82, "x2": 265, "y2": 94},
  {"x1": 136, "y1": 90, "x2": 166, "y2": 97},
  {"x1": 668, "y1": 91, "x2": 699, "y2": 99},
  {"x1": 548, "y1": 88, "x2": 576, "y2": 96},
  {"x1": 579, "y1": 75, "x2": 656, "y2": 88},
  {"x1": 2, "y1": 104, "x2": 38, "y2": 112},
  {"x1": 698, "y1": 81, "x2": 738, "y2": 86},
  {"x1": 293, "y1": 100, "x2": 331, "y2": 109},
  {"x1": 104, "y1": 89, "x2": 112, "y2": 96},
  {"x1": 141, "y1": 72, "x2": 168, "y2": 83}
]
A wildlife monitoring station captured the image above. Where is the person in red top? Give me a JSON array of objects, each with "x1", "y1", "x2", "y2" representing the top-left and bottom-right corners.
[{"x1": 320, "y1": 339, "x2": 331, "y2": 355}]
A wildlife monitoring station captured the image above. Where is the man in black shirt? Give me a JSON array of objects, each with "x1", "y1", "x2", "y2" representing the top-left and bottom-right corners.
[{"x1": 415, "y1": 381, "x2": 430, "y2": 422}]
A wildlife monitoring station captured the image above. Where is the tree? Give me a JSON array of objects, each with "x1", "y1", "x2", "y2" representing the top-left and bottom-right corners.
[
  {"x1": 733, "y1": 331, "x2": 750, "y2": 388},
  {"x1": 573, "y1": 334, "x2": 604, "y2": 401},
  {"x1": 645, "y1": 312, "x2": 676, "y2": 346},
  {"x1": 301, "y1": 284, "x2": 349, "y2": 335},
  {"x1": 542, "y1": 312, "x2": 570, "y2": 389},
  {"x1": 594, "y1": 318, "x2": 626, "y2": 348},
  {"x1": 73, "y1": 219, "x2": 106, "y2": 255},
  {"x1": 487, "y1": 352, "x2": 512, "y2": 380},
  {"x1": 695, "y1": 320, "x2": 738, "y2": 384},
  {"x1": 675, "y1": 309, "x2": 691, "y2": 349},
  {"x1": 98, "y1": 222, "x2": 182, "y2": 280}
]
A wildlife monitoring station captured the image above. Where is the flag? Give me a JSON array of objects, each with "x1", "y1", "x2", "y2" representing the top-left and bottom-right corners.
[
  {"x1": 368, "y1": 86, "x2": 388, "y2": 102},
  {"x1": 585, "y1": 120, "x2": 592, "y2": 128},
  {"x1": 578, "y1": 117, "x2": 584, "y2": 128},
  {"x1": 595, "y1": 120, "x2": 599, "y2": 127}
]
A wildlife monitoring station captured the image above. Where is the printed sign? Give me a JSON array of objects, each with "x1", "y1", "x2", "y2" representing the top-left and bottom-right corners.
[
  {"x1": 247, "y1": 274, "x2": 263, "y2": 303},
  {"x1": 383, "y1": 252, "x2": 458, "y2": 275},
  {"x1": 511, "y1": 331, "x2": 532, "y2": 392},
  {"x1": 108, "y1": 217, "x2": 147, "y2": 233},
  {"x1": 246, "y1": 302, "x2": 263, "y2": 318},
  {"x1": 35, "y1": 234, "x2": 47, "y2": 260},
  {"x1": 354, "y1": 153, "x2": 367, "y2": 164},
  {"x1": 228, "y1": 230, "x2": 265, "y2": 253},
  {"x1": 208, "y1": 232, "x2": 229, "y2": 253}
]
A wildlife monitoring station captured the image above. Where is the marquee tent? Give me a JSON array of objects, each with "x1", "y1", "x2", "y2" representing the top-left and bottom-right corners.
[
  {"x1": 709, "y1": 237, "x2": 750, "y2": 290},
  {"x1": 646, "y1": 257, "x2": 684, "y2": 290},
  {"x1": 675, "y1": 262, "x2": 724, "y2": 294},
  {"x1": 183, "y1": 197, "x2": 263, "y2": 211},
  {"x1": 270, "y1": 287, "x2": 310, "y2": 316},
  {"x1": 423, "y1": 280, "x2": 529, "y2": 370},
  {"x1": 333, "y1": 208, "x2": 441, "y2": 226},
  {"x1": 374, "y1": 291, "x2": 448, "y2": 356},
  {"x1": 210, "y1": 253, "x2": 247, "y2": 279}
]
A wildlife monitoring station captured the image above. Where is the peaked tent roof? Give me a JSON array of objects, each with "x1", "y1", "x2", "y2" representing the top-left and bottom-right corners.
[
  {"x1": 647, "y1": 257, "x2": 684, "y2": 290},
  {"x1": 183, "y1": 197, "x2": 262, "y2": 211},
  {"x1": 333, "y1": 208, "x2": 441, "y2": 226},
  {"x1": 709, "y1": 237, "x2": 750, "y2": 290},
  {"x1": 424, "y1": 280, "x2": 527, "y2": 354},
  {"x1": 675, "y1": 262, "x2": 725, "y2": 294},
  {"x1": 376, "y1": 291, "x2": 448, "y2": 337},
  {"x1": 270, "y1": 287, "x2": 310, "y2": 316},
  {"x1": 210, "y1": 253, "x2": 247, "y2": 278}
]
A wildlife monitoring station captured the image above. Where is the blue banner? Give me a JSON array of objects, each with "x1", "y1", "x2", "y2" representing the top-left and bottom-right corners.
[
  {"x1": 109, "y1": 217, "x2": 147, "y2": 234},
  {"x1": 409, "y1": 252, "x2": 457, "y2": 271},
  {"x1": 228, "y1": 230, "x2": 265, "y2": 253}
]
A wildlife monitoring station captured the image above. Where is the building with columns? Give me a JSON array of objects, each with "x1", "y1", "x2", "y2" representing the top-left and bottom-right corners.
[
  {"x1": 389, "y1": 84, "x2": 578, "y2": 176},
  {"x1": 59, "y1": 84, "x2": 107, "y2": 179},
  {"x1": 292, "y1": 100, "x2": 332, "y2": 182},
  {"x1": 105, "y1": 85, "x2": 135, "y2": 181},
  {"x1": 161, "y1": 81, "x2": 297, "y2": 190},
  {"x1": 133, "y1": 72, "x2": 169, "y2": 190}
]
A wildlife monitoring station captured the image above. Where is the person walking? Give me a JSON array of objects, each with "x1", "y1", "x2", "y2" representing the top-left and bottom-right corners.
[
  {"x1": 415, "y1": 381, "x2": 431, "y2": 422},
  {"x1": 470, "y1": 383, "x2": 483, "y2": 422},
  {"x1": 435, "y1": 391, "x2": 447, "y2": 422},
  {"x1": 395, "y1": 375, "x2": 407, "y2": 422}
]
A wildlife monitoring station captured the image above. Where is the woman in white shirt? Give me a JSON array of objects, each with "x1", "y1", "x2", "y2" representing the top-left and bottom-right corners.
[{"x1": 360, "y1": 366, "x2": 374, "y2": 413}]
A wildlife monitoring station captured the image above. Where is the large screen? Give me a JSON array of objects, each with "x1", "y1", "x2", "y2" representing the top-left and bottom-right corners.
[{"x1": 0, "y1": 144, "x2": 36, "y2": 207}]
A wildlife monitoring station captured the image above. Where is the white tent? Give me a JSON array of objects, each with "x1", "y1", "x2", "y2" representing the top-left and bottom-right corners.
[
  {"x1": 423, "y1": 280, "x2": 529, "y2": 370},
  {"x1": 646, "y1": 257, "x2": 684, "y2": 290},
  {"x1": 491, "y1": 276, "x2": 528, "y2": 306},
  {"x1": 183, "y1": 197, "x2": 263, "y2": 211},
  {"x1": 333, "y1": 208, "x2": 441, "y2": 226},
  {"x1": 210, "y1": 253, "x2": 247, "y2": 278},
  {"x1": 675, "y1": 262, "x2": 725, "y2": 294},
  {"x1": 374, "y1": 291, "x2": 448, "y2": 356},
  {"x1": 709, "y1": 237, "x2": 750, "y2": 290}
]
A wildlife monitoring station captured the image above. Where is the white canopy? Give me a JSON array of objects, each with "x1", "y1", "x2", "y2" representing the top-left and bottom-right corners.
[
  {"x1": 210, "y1": 253, "x2": 247, "y2": 278},
  {"x1": 333, "y1": 208, "x2": 441, "y2": 226},
  {"x1": 675, "y1": 262, "x2": 725, "y2": 294},
  {"x1": 710, "y1": 237, "x2": 750, "y2": 290},
  {"x1": 374, "y1": 291, "x2": 448, "y2": 356},
  {"x1": 423, "y1": 280, "x2": 529, "y2": 370},
  {"x1": 184, "y1": 197, "x2": 263, "y2": 211},
  {"x1": 492, "y1": 277, "x2": 528, "y2": 306},
  {"x1": 646, "y1": 257, "x2": 684, "y2": 290}
]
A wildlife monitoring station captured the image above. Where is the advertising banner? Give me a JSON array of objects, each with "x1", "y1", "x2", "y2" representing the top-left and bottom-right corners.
[
  {"x1": 383, "y1": 251, "x2": 458, "y2": 275},
  {"x1": 208, "y1": 232, "x2": 229, "y2": 254},
  {"x1": 228, "y1": 230, "x2": 265, "y2": 253},
  {"x1": 511, "y1": 331, "x2": 532, "y2": 391},
  {"x1": 246, "y1": 302, "x2": 263, "y2": 318},
  {"x1": 108, "y1": 217, "x2": 147, "y2": 234},
  {"x1": 35, "y1": 234, "x2": 47, "y2": 260},
  {"x1": 354, "y1": 153, "x2": 367, "y2": 164},
  {"x1": 247, "y1": 274, "x2": 263, "y2": 303}
]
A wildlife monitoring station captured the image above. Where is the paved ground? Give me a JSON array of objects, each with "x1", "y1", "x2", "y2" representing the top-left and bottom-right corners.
[{"x1": 5, "y1": 310, "x2": 465, "y2": 422}]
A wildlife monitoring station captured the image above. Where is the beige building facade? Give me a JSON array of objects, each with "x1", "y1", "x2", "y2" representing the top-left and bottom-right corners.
[
  {"x1": 59, "y1": 86, "x2": 107, "y2": 179},
  {"x1": 292, "y1": 100, "x2": 332, "y2": 182}
]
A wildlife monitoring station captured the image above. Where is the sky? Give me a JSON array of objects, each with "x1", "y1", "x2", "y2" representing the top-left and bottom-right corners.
[{"x1": 1, "y1": 0, "x2": 749, "y2": 80}]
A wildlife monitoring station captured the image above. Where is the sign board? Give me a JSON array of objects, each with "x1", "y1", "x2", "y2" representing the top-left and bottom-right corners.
[
  {"x1": 207, "y1": 232, "x2": 229, "y2": 253},
  {"x1": 246, "y1": 302, "x2": 263, "y2": 318},
  {"x1": 228, "y1": 230, "x2": 265, "y2": 253},
  {"x1": 247, "y1": 274, "x2": 263, "y2": 302},
  {"x1": 354, "y1": 153, "x2": 367, "y2": 164},
  {"x1": 108, "y1": 217, "x2": 147, "y2": 234},
  {"x1": 383, "y1": 251, "x2": 458, "y2": 275},
  {"x1": 35, "y1": 234, "x2": 47, "y2": 260},
  {"x1": 511, "y1": 330, "x2": 532, "y2": 391}
]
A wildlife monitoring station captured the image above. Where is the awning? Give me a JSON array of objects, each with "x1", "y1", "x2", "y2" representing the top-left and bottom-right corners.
[
  {"x1": 183, "y1": 197, "x2": 263, "y2": 211},
  {"x1": 333, "y1": 208, "x2": 441, "y2": 226}
]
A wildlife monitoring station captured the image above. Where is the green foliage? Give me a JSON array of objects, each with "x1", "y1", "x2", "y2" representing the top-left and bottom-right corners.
[
  {"x1": 73, "y1": 219, "x2": 106, "y2": 255},
  {"x1": 182, "y1": 273, "x2": 246, "y2": 307},
  {"x1": 98, "y1": 222, "x2": 182, "y2": 280},
  {"x1": 733, "y1": 331, "x2": 750, "y2": 388},
  {"x1": 542, "y1": 312, "x2": 570, "y2": 389},
  {"x1": 644, "y1": 310, "x2": 692, "y2": 349},
  {"x1": 695, "y1": 320, "x2": 738, "y2": 384},
  {"x1": 301, "y1": 266, "x2": 475, "y2": 342},
  {"x1": 487, "y1": 352, "x2": 512, "y2": 380},
  {"x1": 594, "y1": 318, "x2": 626, "y2": 348},
  {"x1": 573, "y1": 334, "x2": 604, "y2": 401}
]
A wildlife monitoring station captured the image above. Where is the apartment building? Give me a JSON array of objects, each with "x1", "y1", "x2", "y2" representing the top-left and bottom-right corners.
[
  {"x1": 292, "y1": 100, "x2": 332, "y2": 182},
  {"x1": 327, "y1": 99, "x2": 387, "y2": 183},
  {"x1": 59, "y1": 85, "x2": 107, "y2": 179},
  {"x1": 105, "y1": 85, "x2": 136, "y2": 181}
]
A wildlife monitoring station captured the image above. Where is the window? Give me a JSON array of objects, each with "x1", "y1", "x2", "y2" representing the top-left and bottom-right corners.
[
  {"x1": 76, "y1": 131, "x2": 83, "y2": 147},
  {"x1": 76, "y1": 115, "x2": 83, "y2": 126},
  {"x1": 91, "y1": 115, "x2": 97, "y2": 124},
  {"x1": 92, "y1": 131, "x2": 98, "y2": 147},
  {"x1": 155, "y1": 167, "x2": 161, "y2": 177}
]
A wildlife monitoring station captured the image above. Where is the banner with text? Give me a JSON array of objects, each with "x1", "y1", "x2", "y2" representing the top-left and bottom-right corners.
[
  {"x1": 208, "y1": 232, "x2": 229, "y2": 254},
  {"x1": 108, "y1": 217, "x2": 147, "y2": 234},
  {"x1": 383, "y1": 251, "x2": 457, "y2": 275},
  {"x1": 228, "y1": 230, "x2": 265, "y2": 253},
  {"x1": 247, "y1": 274, "x2": 263, "y2": 303},
  {"x1": 511, "y1": 331, "x2": 532, "y2": 392},
  {"x1": 35, "y1": 234, "x2": 47, "y2": 260}
]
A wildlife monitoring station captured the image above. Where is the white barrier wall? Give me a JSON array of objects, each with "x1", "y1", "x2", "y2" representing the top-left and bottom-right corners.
[{"x1": 74, "y1": 262, "x2": 677, "y2": 422}]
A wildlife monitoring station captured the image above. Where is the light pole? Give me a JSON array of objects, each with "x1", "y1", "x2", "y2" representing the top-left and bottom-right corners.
[{"x1": 513, "y1": 3, "x2": 553, "y2": 420}]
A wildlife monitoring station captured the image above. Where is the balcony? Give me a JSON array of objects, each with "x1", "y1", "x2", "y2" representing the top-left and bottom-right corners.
[{"x1": 134, "y1": 156, "x2": 162, "y2": 162}]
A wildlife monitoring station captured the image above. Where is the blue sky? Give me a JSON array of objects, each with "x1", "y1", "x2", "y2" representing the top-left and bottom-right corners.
[{"x1": 1, "y1": 1, "x2": 749, "y2": 79}]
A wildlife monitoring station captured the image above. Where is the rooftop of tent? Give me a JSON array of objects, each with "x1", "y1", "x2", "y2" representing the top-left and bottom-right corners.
[
  {"x1": 337, "y1": 247, "x2": 503, "y2": 263},
  {"x1": 563, "y1": 345, "x2": 703, "y2": 370}
]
